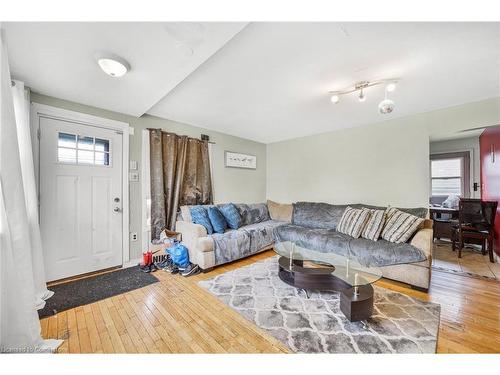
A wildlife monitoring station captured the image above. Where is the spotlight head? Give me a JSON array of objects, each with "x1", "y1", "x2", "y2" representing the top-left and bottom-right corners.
[
  {"x1": 358, "y1": 89, "x2": 366, "y2": 102},
  {"x1": 330, "y1": 94, "x2": 340, "y2": 104},
  {"x1": 378, "y1": 98, "x2": 395, "y2": 114},
  {"x1": 386, "y1": 82, "x2": 397, "y2": 92}
]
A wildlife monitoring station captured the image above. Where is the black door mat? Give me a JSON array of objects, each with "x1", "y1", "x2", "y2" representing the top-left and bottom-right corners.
[{"x1": 39, "y1": 266, "x2": 159, "y2": 319}]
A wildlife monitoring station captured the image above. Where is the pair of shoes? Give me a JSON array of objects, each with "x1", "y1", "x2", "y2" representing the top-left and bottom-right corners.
[
  {"x1": 181, "y1": 264, "x2": 200, "y2": 277},
  {"x1": 139, "y1": 263, "x2": 157, "y2": 273},
  {"x1": 154, "y1": 254, "x2": 171, "y2": 270},
  {"x1": 164, "y1": 261, "x2": 179, "y2": 274}
]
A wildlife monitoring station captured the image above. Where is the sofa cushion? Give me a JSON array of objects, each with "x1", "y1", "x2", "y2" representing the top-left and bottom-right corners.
[
  {"x1": 235, "y1": 203, "x2": 270, "y2": 226},
  {"x1": 190, "y1": 206, "x2": 214, "y2": 235},
  {"x1": 348, "y1": 237, "x2": 426, "y2": 267},
  {"x1": 337, "y1": 207, "x2": 371, "y2": 238},
  {"x1": 358, "y1": 204, "x2": 428, "y2": 219},
  {"x1": 207, "y1": 206, "x2": 228, "y2": 234},
  {"x1": 267, "y1": 200, "x2": 293, "y2": 222},
  {"x1": 211, "y1": 220, "x2": 284, "y2": 265},
  {"x1": 292, "y1": 202, "x2": 427, "y2": 231},
  {"x1": 361, "y1": 208, "x2": 386, "y2": 241},
  {"x1": 382, "y1": 208, "x2": 425, "y2": 243},
  {"x1": 218, "y1": 203, "x2": 242, "y2": 229},
  {"x1": 292, "y1": 202, "x2": 350, "y2": 230},
  {"x1": 241, "y1": 220, "x2": 284, "y2": 254},
  {"x1": 273, "y1": 224, "x2": 426, "y2": 267},
  {"x1": 273, "y1": 224, "x2": 352, "y2": 257}
]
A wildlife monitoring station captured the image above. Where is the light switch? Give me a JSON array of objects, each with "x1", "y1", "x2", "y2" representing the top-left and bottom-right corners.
[{"x1": 129, "y1": 172, "x2": 139, "y2": 182}]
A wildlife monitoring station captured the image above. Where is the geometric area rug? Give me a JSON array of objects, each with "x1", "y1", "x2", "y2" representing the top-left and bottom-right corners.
[{"x1": 199, "y1": 256, "x2": 441, "y2": 353}]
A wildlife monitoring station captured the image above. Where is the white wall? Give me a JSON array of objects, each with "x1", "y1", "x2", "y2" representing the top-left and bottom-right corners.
[
  {"x1": 430, "y1": 136, "x2": 481, "y2": 198},
  {"x1": 267, "y1": 97, "x2": 500, "y2": 208},
  {"x1": 267, "y1": 117, "x2": 430, "y2": 207}
]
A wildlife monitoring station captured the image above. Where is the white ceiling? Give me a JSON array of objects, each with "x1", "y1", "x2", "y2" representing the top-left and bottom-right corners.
[
  {"x1": 3, "y1": 22, "x2": 247, "y2": 116},
  {"x1": 4, "y1": 22, "x2": 500, "y2": 143},
  {"x1": 149, "y1": 22, "x2": 500, "y2": 143}
]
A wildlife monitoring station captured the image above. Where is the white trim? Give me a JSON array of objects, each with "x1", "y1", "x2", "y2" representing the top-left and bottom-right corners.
[
  {"x1": 30, "y1": 102, "x2": 131, "y2": 265},
  {"x1": 141, "y1": 129, "x2": 151, "y2": 251},
  {"x1": 123, "y1": 258, "x2": 142, "y2": 269}
]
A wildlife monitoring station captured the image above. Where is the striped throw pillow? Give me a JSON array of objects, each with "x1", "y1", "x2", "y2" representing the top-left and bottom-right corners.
[
  {"x1": 361, "y1": 208, "x2": 386, "y2": 241},
  {"x1": 337, "y1": 207, "x2": 371, "y2": 238},
  {"x1": 381, "y1": 208, "x2": 424, "y2": 243}
]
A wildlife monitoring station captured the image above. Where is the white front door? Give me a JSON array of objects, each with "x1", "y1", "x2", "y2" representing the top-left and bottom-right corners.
[{"x1": 39, "y1": 116, "x2": 123, "y2": 281}]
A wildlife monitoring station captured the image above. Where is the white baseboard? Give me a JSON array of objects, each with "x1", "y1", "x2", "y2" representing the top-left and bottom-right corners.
[{"x1": 123, "y1": 258, "x2": 141, "y2": 268}]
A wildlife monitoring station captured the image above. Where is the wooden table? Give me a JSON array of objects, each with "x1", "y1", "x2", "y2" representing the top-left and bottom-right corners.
[
  {"x1": 429, "y1": 206, "x2": 459, "y2": 240},
  {"x1": 277, "y1": 256, "x2": 377, "y2": 322}
]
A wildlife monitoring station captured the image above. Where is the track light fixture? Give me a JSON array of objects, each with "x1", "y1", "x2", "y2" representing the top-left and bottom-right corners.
[{"x1": 329, "y1": 78, "x2": 399, "y2": 114}]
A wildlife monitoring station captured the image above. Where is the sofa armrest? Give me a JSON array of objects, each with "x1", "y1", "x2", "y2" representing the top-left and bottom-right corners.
[
  {"x1": 410, "y1": 228, "x2": 433, "y2": 258},
  {"x1": 175, "y1": 220, "x2": 207, "y2": 240},
  {"x1": 175, "y1": 220, "x2": 213, "y2": 267},
  {"x1": 423, "y1": 219, "x2": 433, "y2": 229}
]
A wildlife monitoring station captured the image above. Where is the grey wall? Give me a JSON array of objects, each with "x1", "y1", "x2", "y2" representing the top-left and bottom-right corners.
[
  {"x1": 267, "y1": 97, "x2": 500, "y2": 208},
  {"x1": 31, "y1": 92, "x2": 267, "y2": 259},
  {"x1": 430, "y1": 136, "x2": 481, "y2": 198}
]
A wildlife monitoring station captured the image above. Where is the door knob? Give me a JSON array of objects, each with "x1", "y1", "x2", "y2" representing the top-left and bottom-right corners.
[
  {"x1": 114, "y1": 197, "x2": 120, "y2": 202},
  {"x1": 114, "y1": 207, "x2": 121, "y2": 212}
]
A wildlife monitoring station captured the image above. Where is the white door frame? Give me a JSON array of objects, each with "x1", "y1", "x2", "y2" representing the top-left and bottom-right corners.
[{"x1": 30, "y1": 103, "x2": 131, "y2": 264}]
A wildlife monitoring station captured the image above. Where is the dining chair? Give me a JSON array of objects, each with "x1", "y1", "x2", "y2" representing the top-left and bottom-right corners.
[{"x1": 451, "y1": 198, "x2": 498, "y2": 263}]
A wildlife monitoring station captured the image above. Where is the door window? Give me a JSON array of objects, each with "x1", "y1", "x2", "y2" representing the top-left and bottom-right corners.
[{"x1": 57, "y1": 132, "x2": 111, "y2": 166}]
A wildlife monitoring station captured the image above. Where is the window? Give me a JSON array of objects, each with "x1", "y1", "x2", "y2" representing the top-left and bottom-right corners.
[
  {"x1": 431, "y1": 158, "x2": 462, "y2": 196},
  {"x1": 430, "y1": 152, "x2": 470, "y2": 197},
  {"x1": 57, "y1": 132, "x2": 110, "y2": 166}
]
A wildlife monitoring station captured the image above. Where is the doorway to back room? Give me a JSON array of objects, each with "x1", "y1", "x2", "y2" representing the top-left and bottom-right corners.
[{"x1": 429, "y1": 127, "x2": 500, "y2": 281}]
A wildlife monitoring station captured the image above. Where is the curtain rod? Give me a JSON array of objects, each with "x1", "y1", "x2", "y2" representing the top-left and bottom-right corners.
[{"x1": 146, "y1": 128, "x2": 216, "y2": 144}]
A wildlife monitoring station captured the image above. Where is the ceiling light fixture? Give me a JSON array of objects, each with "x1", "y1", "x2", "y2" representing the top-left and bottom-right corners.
[
  {"x1": 96, "y1": 55, "x2": 130, "y2": 78},
  {"x1": 328, "y1": 78, "x2": 399, "y2": 114}
]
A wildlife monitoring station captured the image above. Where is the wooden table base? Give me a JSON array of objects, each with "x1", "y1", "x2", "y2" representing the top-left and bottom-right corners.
[
  {"x1": 278, "y1": 256, "x2": 374, "y2": 322},
  {"x1": 340, "y1": 285, "x2": 374, "y2": 322}
]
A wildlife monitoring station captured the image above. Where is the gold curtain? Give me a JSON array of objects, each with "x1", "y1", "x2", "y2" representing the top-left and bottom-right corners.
[{"x1": 149, "y1": 129, "x2": 213, "y2": 238}]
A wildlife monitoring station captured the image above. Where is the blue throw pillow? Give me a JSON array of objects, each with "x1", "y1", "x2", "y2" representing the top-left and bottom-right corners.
[
  {"x1": 218, "y1": 203, "x2": 242, "y2": 229},
  {"x1": 190, "y1": 206, "x2": 213, "y2": 235},
  {"x1": 207, "y1": 207, "x2": 228, "y2": 234}
]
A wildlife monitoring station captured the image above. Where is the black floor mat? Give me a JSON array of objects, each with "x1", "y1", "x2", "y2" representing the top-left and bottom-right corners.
[{"x1": 39, "y1": 267, "x2": 159, "y2": 318}]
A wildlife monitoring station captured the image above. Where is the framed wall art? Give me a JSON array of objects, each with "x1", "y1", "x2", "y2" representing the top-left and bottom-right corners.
[{"x1": 224, "y1": 151, "x2": 257, "y2": 169}]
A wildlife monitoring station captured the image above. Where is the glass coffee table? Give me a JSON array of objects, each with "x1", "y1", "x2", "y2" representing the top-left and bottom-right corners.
[{"x1": 274, "y1": 241, "x2": 383, "y2": 322}]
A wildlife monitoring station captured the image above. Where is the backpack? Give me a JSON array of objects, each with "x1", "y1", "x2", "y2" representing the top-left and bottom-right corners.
[{"x1": 167, "y1": 241, "x2": 190, "y2": 268}]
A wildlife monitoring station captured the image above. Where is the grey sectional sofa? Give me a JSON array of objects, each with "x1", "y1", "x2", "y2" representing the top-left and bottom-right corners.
[{"x1": 175, "y1": 201, "x2": 433, "y2": 291}]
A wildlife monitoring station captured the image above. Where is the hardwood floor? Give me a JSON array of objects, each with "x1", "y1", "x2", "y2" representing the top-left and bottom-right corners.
[{"x1": 41, "y1": 250, "x2": 500, "y2": 353}]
